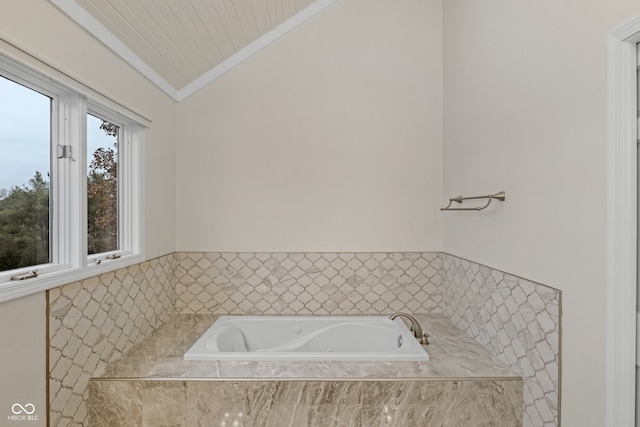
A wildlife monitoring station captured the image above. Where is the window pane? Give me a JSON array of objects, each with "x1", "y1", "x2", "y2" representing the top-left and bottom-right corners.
[
  {"x1": 87, "y1": 114, "x2": 119, "y2": 255},
  {"x1": 0, "y1": 76, "x2": 52, "y2": 272}
]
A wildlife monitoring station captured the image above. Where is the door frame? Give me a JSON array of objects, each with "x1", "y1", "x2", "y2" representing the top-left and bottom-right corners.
[{"x1": 606, "y1": 14, "x2": 640, "y2": 427}]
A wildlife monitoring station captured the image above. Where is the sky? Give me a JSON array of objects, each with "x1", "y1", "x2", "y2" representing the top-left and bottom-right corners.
[{"x1": 0, "y1": 76, "x2": 116, "y2": 193}]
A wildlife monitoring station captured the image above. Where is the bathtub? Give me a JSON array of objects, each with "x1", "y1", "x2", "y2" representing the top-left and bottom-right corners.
[{"x1": 183, "y1": 315, "x2": 429, "y2": 361}]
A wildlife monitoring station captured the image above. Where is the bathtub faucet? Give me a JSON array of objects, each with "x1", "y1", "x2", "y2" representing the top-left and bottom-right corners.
[{"x1": 389, "y1": 312, "x2": 429, "y2": 345}]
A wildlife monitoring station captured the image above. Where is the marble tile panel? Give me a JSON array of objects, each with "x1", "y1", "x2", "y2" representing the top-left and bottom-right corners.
[
  {"x1": 300, "y1": 382, "x2": 364, "y2": 427},
  {"x1": 88, "y1": 381, "x2": 142, "y2": 427},
  {"x1": 247, "y1": 381, "x2": 311, "y2": 427},
  {"x1": 361, "y1": 380, "x2": 522, "y2": 427},
  {"x1": 193, "y1": 381, "x2": 250, "y2": 427},
  {"x1": 87, "y1": 379, "x2": 522, "y2": 427},
  {"x1": 141, "y1": 381, "x2": 196, "y2": 426}
]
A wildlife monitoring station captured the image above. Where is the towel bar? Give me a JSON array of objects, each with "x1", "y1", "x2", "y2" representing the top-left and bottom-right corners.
[{"x1": 441, "y1": 191, "x2": 506, "y2": 211}]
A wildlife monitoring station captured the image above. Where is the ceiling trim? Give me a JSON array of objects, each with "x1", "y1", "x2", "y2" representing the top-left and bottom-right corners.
[
  {"x1": 176, "y1": 0, "x2": 339, "y2": 101},
  {"x1": 50, "y1": 0, "x2": 339, "y2": 102},
  {"x1": 50, "y1": 0, "x2": 179, "y2": 99}
]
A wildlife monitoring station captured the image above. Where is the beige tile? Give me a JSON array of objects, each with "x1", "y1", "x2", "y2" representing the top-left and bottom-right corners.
[
  {"x1": 88, "y1": 381, "x2": 142, "y2": 427},
  {"x1": 49, "y1": 254, "x2": 177, "y2": 426},
  {"x1": 441, "y1": 254, "x2": 559, "y2": 427},
  {"x1": 175, "y1": 253, "x2": 442, "y2": 316}
]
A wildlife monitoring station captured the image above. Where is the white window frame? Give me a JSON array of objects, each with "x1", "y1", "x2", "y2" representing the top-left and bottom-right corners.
[
  {"x1": 0, "y1": 54, "x2": 145, "y2": 303},
  {"x1": 85, "y1": 103, "x2": 144, "y2": 265}
]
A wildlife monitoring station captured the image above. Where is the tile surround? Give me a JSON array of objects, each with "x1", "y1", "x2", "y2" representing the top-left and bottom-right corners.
[
  {"x1": 47, "y1": 251, "x2": 560, "y2": 426},
  {"x1": 175, "y1": 252, "x2": 442, "y2": 315},
  {"x1": 441, "y1": 254, "x2": 561, "y2": 427},
  {"x1": 48, "y1": 254, "x2": 176, "y2": 427}
]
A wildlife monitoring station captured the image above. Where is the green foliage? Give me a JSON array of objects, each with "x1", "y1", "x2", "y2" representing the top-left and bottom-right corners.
[{"x1": 0, "y1": 171, "x2": 50, "y2": 271}]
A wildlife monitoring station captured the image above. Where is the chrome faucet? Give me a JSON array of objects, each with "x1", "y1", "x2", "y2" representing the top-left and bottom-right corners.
[{"x1": 389, "y1": 312, "x2": 429, "y2": 345}]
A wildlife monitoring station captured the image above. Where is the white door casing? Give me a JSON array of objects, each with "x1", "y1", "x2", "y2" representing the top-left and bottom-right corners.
[
  {"x1": 637, "y1": 42, "x2": 640, "y2": 427},
  {"x1": 606, "y1": 14, "x2": 640, "y2": 427}
]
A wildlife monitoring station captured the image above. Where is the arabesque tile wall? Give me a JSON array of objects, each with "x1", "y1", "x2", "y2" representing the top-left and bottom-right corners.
[
  {"x1": 47, "y1": 252, "x2": 560, "y2": 427},
  {"x1": 48, "y1": 255, "x2": 176, "y2": 426},
  {"x1": 175, "y1": 252, "x2": 442, "y2": 315},
  {"x1": 441, "y1": 254, "x2": 560, "y2": 427}
]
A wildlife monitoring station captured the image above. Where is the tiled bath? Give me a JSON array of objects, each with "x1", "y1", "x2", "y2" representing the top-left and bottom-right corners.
[
  {"x1": 87, "y1": 314, "x2": 523, "y2": 426},
  {"x1": 173, "y1": 252, "x2": 560, "y2": 427},
  {"x1": 47, "y1": 252, "x2": 560, "y2": 427}
]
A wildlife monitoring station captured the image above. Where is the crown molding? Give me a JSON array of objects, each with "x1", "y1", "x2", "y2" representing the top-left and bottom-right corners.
[{"x1": 49, "y1": 0, "x2": 339, "y2": 102}]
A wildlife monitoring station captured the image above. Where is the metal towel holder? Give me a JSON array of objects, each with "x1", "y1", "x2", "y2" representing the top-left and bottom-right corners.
[{"x1": 440, "y1": 191, "x2": 506, "y2": 211}]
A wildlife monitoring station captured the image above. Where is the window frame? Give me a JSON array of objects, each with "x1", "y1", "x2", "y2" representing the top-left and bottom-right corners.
[{"x1": 0, "y1": 55, "x2": 146, "y2": 303}]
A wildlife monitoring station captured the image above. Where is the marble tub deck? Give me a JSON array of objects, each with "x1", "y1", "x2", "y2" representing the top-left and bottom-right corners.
[{"x1": 88, "y1": 314, "x2": 523, "y2": 426}]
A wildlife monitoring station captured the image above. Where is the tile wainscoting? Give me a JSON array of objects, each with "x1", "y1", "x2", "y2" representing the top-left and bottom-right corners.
[
  {"x1": 47, "y1": 252, "x2": 560, "y2": 427},
  {"x1": 441, "y1": 254, "x2": 561, "y2": 427},
  {"x1": 47, "y1": 254, "x2": 177, "y2": 426},
  {"x1": 175, "y1": 252, "x2": 442, "y2": 315}
]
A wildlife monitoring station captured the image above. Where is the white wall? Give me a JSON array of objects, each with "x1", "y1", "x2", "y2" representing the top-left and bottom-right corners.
[
  {"x1": 0, "y1": 293, "x2": 46, "y2": 425},
  {"x1": 443, "y1": 1, "x2": 640, "y2": 425},
  {"x1": 176, "y1": 0, "x2": 443, "y2": 252}
]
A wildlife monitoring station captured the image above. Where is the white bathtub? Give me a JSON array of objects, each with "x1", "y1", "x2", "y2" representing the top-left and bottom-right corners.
[{"x1": 183, "y1": 316, "x2": 429, "y2": 361}]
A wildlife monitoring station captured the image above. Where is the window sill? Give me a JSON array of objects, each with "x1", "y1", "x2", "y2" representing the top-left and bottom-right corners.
[{"x1": 0, "y1": 253, "x2": 145, "y2": 304}]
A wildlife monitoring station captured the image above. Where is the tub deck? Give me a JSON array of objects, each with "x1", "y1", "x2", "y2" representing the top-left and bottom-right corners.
[{"x1": 88, "y1": 314, "x2": 523, "y2": 426}]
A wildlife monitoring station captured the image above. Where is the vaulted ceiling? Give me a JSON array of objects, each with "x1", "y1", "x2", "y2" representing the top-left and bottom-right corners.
[{"x1": 50, "y1": 0, "x2": 338, "y2": 101}]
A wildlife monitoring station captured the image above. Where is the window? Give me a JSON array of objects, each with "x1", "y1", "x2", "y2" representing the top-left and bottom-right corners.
[
  {"x1": 0, "y1": 76, "x2": 52, "y2": 273},
  {"x1": 0, "y1": 54, "x2": 145, "y2": 301},
  {"x1": 87, "y1": 113, "x2": 119, "y2": 255}
]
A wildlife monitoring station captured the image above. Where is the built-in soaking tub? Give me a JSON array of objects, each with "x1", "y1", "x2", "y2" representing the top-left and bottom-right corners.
[
  {"x1": 183, "y1": 315, "x2": 430, "y2": 361},
  {"x1": 90, "y1": 314, "x2": 523, "y2": 426}
]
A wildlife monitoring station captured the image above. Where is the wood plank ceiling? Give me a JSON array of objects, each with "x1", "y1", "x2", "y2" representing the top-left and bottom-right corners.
[{"x1": 62, "y1": 0, "x2": 328, "y2": 99}]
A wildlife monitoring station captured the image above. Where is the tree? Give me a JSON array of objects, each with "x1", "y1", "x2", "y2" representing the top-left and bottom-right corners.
[
  {"x1": 0, "y1": 171, "x2": 49, "y2": 271},
  {"x1": 0, "y1": 119, "x2": 118, "y2": 271},
  {"x1": 87, "y1": 120, "x2": 118, "y2": 255}
]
